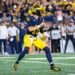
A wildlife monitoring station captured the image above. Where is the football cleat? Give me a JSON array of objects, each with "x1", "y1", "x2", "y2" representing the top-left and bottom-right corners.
[
  {"x1": 50, "y1": 65, "x2": 61, "y2": 71},
  {"x1": 14, "y1": 64, "x2": 19, "y2": 71}
]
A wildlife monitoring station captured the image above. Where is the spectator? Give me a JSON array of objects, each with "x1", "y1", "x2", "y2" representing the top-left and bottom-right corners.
[
  {"x1": 0, "y1": 0, "x2": 75, "y2": 54},
  {"x1": 2, "y1": 12, "x2": 8, "y2": 21},
  {"x1": 3, "y1": 0, "x2": 11, "y2": 13},
  {"x1": 0, "y1": 20, "x2": 9, "y2": 55},
  {"x1": 49, "y1": 23, "x2": 61, "y2": 53},
  {"x1": 8, "y1": 22, "x2": 19, "y2": 54},
  {"x1": 20, "y1": 4, "x2": 29, "y2": 22},
  {"x1": 0, "y1": 0, "x2": 3, "y2": 12},
  {"x1": 72, "y1": 12, "x2": 75, "y2": 23},
  {"x1": 17, "y1": 22, "x2": 26, "y2": 53},
  {"x1": 64, "y1": 21, "x2": 75, "y2": 53},
  {"x1": 11, "y1": 0, "x2": 18, "y2": 12}
]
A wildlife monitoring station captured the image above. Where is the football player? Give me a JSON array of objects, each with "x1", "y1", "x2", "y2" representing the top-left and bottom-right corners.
[{"x1": 14, "y1": 12, "x2": 61, "y2": 71}]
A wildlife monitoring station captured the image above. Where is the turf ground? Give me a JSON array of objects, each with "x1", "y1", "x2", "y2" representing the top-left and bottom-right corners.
[{"x1": 0, "y1": 53, "x2": 75, "y2": 75}]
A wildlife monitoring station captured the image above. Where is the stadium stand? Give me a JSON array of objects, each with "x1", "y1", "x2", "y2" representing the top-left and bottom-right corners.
[{"x1": 0, "y1": 0, "x2": 75, "y2": 55}]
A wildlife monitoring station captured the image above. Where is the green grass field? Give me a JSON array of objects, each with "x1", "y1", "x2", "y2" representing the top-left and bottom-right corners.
[{"x1": 0, "y1": 53, "x2": 75, "y2": 75}]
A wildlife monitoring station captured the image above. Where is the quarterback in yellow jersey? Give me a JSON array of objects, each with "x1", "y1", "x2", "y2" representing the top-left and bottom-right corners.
[{"x1": 14, "y1": 13, "x2": 61, "y2": 71}]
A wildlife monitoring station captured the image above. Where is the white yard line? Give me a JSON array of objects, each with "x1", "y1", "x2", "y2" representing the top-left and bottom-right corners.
[
  {"x1": 29, "y1": 70, "x2": 49, "y2": 73},
  {"x1": 2, "y1": 59, "x2": 75, "y2": 66},
  {"x1": 3, "y1": 62, "x2": 8, "y2": 63},
  {"x1": 26, "y1": 57, "x2": 75, "y2": 60},
  {"x1": 0, "y1": 56, "x2": 75, "y2": 66},
  {"x1": 0, "y1": 56, "x2": 75, "y2": 60},
  {"x1": 0, "y1": 57, "x2": 15, "y2": 59}
]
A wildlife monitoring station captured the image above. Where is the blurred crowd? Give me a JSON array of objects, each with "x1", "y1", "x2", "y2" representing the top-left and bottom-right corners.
[{"x1": 0, "y1": 0, "x2": 75, "y2": 55}]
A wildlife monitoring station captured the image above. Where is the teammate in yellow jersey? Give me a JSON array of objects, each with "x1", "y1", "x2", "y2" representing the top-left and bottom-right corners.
[{"x1": 14, "y1": 13, "x2": 61, "y2": 71}]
